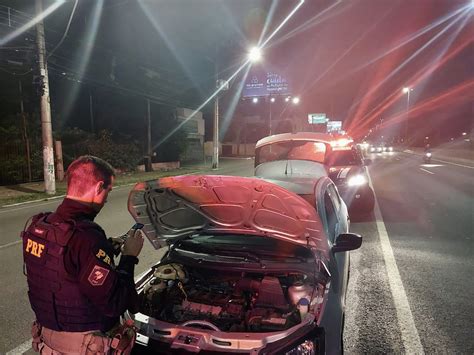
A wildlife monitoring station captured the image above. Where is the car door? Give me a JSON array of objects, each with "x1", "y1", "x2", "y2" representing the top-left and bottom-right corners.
[
  {"x1": 316, "y1": 178, "x2": 350, "y2": 301},
  {"x1": 315, "y1": 178, "x2": 350, "y2": 352}
]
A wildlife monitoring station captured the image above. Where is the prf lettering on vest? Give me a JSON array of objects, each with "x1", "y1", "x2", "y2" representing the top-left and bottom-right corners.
[
  {"x1": 25, "y1": 238, "x2": 45, "y2": 258},
  {"x1": 96, "y1": 249, "x2": 111, "y2": 265}
]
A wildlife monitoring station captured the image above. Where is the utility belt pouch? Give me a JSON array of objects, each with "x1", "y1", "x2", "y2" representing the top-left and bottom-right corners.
[
  {"x1": 81, "y1": 333, "x2": 111, "y2": 355},
  {"x1": 30, "y1": 320, "x2": 42, "y2": 352},
  {"x1": 110, "y1": 320, "x2": 137, "y2": 355}
]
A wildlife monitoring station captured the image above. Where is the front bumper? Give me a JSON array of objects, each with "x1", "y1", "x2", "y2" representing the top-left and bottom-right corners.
[
  {"x1": 135, "y1": 324, "x2": 326, "y2": 355},
  {"x1": 130, "y1": 312, "x2": 324, "y2": 354}
]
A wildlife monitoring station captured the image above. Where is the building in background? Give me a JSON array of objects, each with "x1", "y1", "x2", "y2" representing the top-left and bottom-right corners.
[{"x1": 176, "y1": 107, "x2": 205, "y2": 161}]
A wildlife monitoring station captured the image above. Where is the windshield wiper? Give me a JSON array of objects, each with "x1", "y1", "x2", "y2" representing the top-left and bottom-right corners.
[
  {"x1": 177, "y1": 243, "x2": 261, "y2": 263},
  {"x1": 212, "y1": 248, "x2": 261, "y2": 263}
]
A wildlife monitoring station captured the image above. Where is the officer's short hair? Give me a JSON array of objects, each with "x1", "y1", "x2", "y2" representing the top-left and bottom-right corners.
[{"x1": 66, "y1": 155, "x2": 115, "y2": 194}]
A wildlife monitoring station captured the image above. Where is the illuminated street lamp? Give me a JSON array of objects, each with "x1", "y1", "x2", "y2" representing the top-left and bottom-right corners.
[
  {"x1": 285, "y1": 96, "x2": 290, "y2": 102},
  {"x1": 270, "y1": 97, "x2": 276, "y2": 103},
  {"x1": 248, "y1": 46, "x2": 262, "y2": 62},
  {"x1": 292, "y1": 97, "x2": 300, "y2": 104},
  {"x1": 252, "y1": 97, "x2": 259, "y2": 104},
  {"x1": 462, "y1": 132, "x2": 467, "y2": 136}
]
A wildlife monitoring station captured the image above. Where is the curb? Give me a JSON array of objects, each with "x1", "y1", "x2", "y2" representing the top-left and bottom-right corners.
[
  {"x1": 0, "y1": 170, "x2": 203, "y2": 209},
  {"x1": 2, "y1": 194, "x2": 66, "y2": 208}
]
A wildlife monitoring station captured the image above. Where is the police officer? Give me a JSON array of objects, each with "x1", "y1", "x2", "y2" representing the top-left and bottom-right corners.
[{"x1": 22, "y1": 155, "x2": 144, "y2": 354}]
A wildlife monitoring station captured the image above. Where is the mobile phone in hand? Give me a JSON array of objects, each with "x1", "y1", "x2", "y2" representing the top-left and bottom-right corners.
[{"x1": 131, "y1": 223, "x2": 144, "y2": 230}]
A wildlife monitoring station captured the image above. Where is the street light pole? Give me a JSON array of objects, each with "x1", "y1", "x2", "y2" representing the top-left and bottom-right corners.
[
  {"x1": 146, "y1": 98, "x2": 152, "y2": 172},
  {"x1": 269, "y1": 98, "x2": 273, "y2": 135},
  {"x1": 212, "y1": 57, "x2": 219, "y2": 170},
  {"x1": 210, "y1": 45, "x2": 261, "y2": 169},
  {"x1": 402, "y1": 87, "x2": 413, "y2": 144}
]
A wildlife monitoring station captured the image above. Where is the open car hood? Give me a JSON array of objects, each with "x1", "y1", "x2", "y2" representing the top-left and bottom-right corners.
[{"x1": 128, "y1": 175, "x2": 329, "y2": 254}]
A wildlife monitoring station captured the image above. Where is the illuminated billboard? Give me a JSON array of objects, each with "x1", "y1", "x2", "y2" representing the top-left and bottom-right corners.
[
  {"x1": 327, "y1": 120, "x2": 342, "y2": 133},
  {"x1": 242, "y1": 67, "x2": 290, "y2": 97}
]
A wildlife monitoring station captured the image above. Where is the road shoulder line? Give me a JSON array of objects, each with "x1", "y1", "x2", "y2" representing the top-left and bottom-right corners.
[
  {"x1": 368, "y1": 173, "x2": 424, "y2": 354},
  {"x1": 6, "y1": 338, "x2": 32, "y2": 355}
]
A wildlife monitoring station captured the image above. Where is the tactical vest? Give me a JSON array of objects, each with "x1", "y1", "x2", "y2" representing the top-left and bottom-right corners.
[{"x1": 22, "y1": 212, "x2": 105, "y2": 332}]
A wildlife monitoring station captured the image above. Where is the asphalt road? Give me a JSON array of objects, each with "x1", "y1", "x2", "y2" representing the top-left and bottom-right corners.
[
  {"x1": 344, "y1": 150, "x2": 474, "y2": 354},
  {"x1": 1, "y1": 154, "x2": 473, "y2": 354}
]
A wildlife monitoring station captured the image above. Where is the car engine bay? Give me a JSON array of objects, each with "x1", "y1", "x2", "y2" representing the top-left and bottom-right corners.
[{"x1": 138, "y1": 263, "x2": 326, "y2": 333}]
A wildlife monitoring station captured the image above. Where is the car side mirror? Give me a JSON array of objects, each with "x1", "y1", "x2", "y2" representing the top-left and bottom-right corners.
[
  {"x1": 332, "y1": 233, "x2": 362, "y2": 253},
  {"x1": 364, "y1": 158, "x2": 372, "y2": 166}
]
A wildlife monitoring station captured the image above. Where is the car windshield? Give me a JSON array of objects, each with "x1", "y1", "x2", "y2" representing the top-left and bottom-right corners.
[
  {"x1": 326, "y1": 150, "x2": 359, "y2": 166},
  {"x1": 255, "y1": 141, "x2": 327, "y2": 166}
]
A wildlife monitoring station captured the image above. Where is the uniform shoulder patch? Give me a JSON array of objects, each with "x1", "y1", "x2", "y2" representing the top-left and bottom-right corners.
[
  {"x1": 95, "y1": 248, "x2": 112, "y2": 265},
  {"x1": 88, "y1": 265, "x2": 110, "y2": 286}
]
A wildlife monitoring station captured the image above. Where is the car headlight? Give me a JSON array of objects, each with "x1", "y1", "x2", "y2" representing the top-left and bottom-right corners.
[
  {"x1": 388, "y1": 146, "x2": 393, "y2": 152},
  {"x1": 426, "y1": 152, "x2": 432, "y2": 157},
  {"x1": 285, "y1": 339, "x2": 316, "y2": 355},
  {"x1": 347, "y1": 174, "x2": 367, "y2": 186}
]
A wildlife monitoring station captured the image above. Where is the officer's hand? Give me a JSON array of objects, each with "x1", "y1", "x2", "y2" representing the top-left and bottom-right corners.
[
  {"x1": 109, "y1": 236, "x2": 125, "y2": 246},
  {"x1": 122, "y1": 229, "x2": 145, "y2": 257}
]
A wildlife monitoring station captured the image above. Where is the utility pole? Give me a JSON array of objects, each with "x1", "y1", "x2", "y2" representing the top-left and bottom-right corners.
[
  {"x1": 35, "y1": 0, "x2": 55, "y2": 194},
  {"x1": 19, "y1": 80, "x2": 32, "y2": 182},
  {"x1": 89, "y1": 90, "x2": 94, "y2": 133}
]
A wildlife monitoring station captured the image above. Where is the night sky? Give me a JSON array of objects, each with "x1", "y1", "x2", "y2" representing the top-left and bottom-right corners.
[{"x1": 1, "y1": 0, "x2": 472, "y2": 144}]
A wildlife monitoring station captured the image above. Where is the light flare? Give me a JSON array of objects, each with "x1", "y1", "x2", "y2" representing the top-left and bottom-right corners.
[
  {"x1": 0, "y1": 0, "x2": 66, "y2": 46},
  {"x1": 59, "y1": 0, "x2": 103, "y2": 127},
  {"x1": 152, "y1": 0, "x2": 305, "y2": 150}
]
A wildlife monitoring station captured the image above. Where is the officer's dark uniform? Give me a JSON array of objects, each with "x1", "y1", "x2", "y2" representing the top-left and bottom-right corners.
[{"x1": 22, "y1": 198, "x2": 138, "y2": 350}]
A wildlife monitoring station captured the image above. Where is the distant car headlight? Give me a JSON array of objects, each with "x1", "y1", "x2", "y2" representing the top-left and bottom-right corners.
[
  {"x1": 285, "y1": 339, "x2": 316, "y2": 355},
  {"x1": 376, "y1": 147, "x2": 382, "y2": 152},
  {"x1": 347, "y1": 174, "x2": 367, "y2": 186},
  {"x1": 370, "y1": 147, "x2": 376, "y2": 152},
  {"x1": 388, "y1": 146, "x2": 393, "y2": 152},
  {"x1": 425, "y1": 152, "x2": 432, "y2": 157}
]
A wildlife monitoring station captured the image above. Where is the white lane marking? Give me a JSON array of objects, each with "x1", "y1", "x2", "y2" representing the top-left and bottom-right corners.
[
  {"x1": 421, "y1": 164, "x2": 442, "y2": 168},
  {"x1": 403, "y1": 151, "x2": 474, "y2": 169},
  {"x1": 432, "y1": 158, "x2": 474, "y2": 169},
  {"x1": 419, "y1": 168, "x2": 435, "y2": 175},
  {"x1": 0, "y1": 240, "x2": 22, "y2": 250},
  {"x1": 368, "y1": 173, "x2": 424, "y2": 354},
  {"x1": 6, "y1": 338, "x2": 32, "y2": 355}
]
